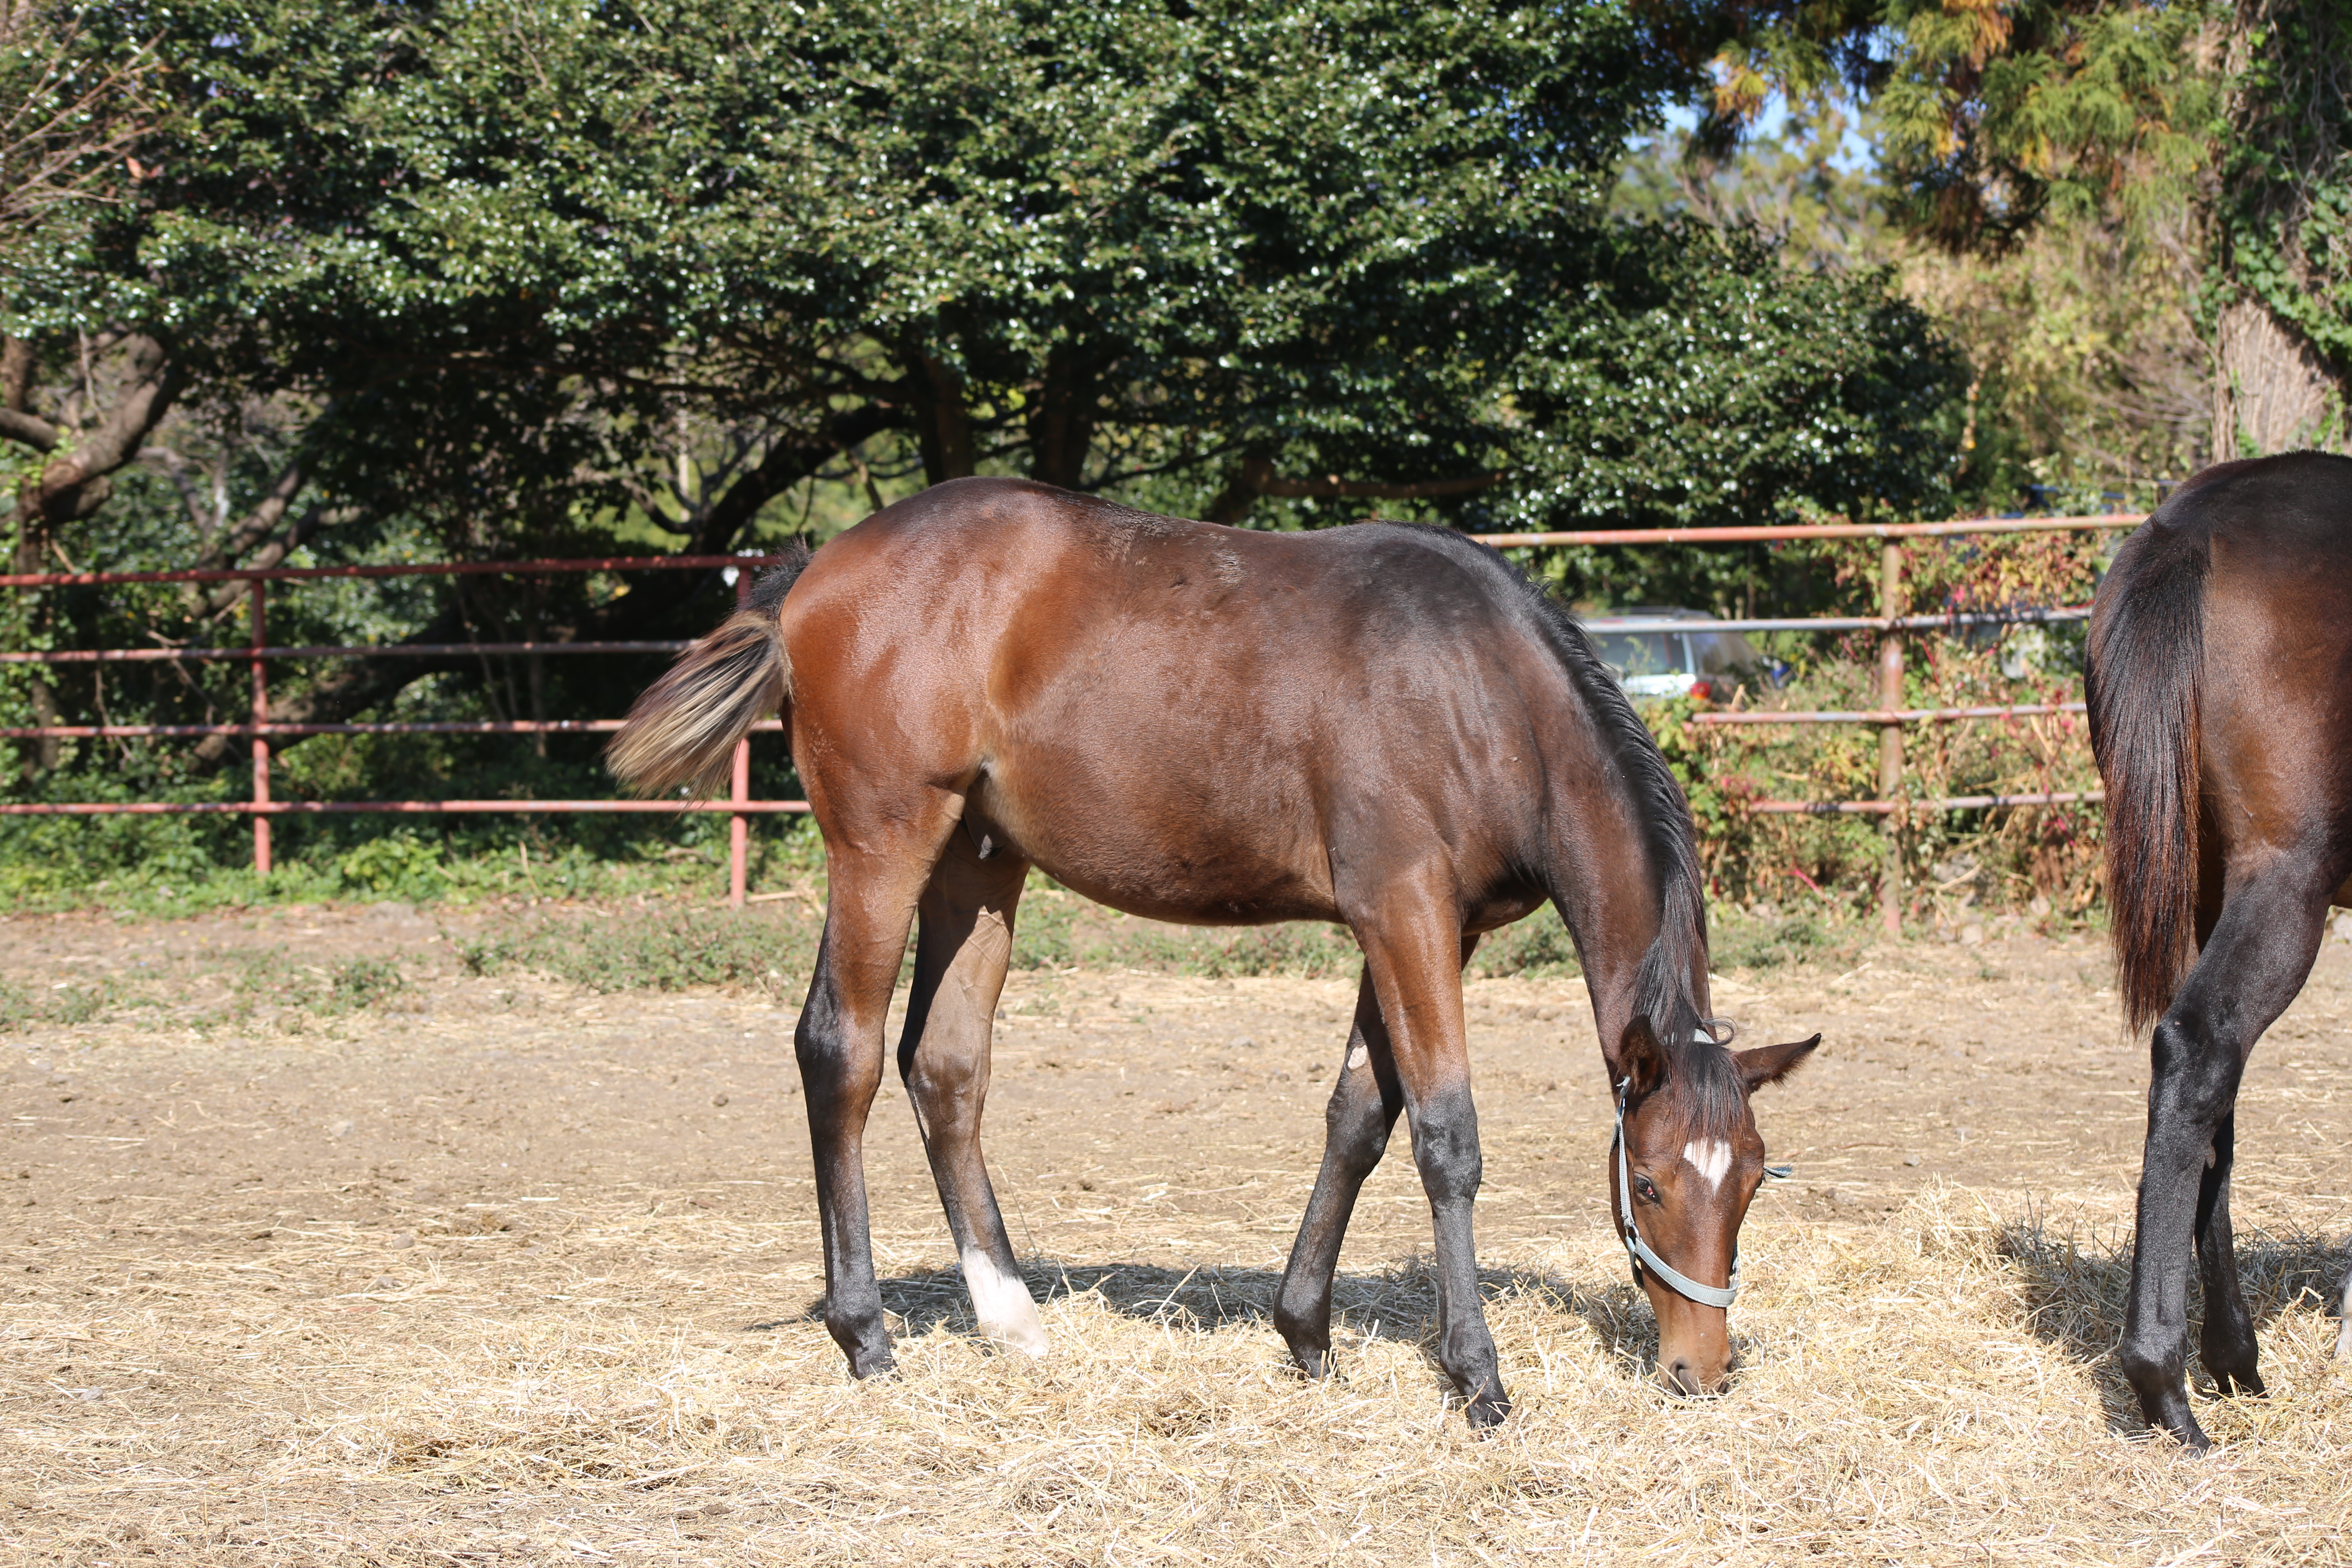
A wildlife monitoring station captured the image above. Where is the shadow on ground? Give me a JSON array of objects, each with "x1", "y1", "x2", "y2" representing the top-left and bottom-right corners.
[
  {"x1": 1996, "y1": 1214, "x2": 2351, "y2": 1431},
  {"x1": 755, "y1": 1258, "x2": 1671, "y2": 1391}
]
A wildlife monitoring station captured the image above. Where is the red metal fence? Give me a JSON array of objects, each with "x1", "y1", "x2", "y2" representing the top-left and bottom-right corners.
[
  {"x1": 0, "y1": 554, "x2": 804, "y2": 906},
  {"x1": 0, "y1": 512, "x2": 2140, "y2": 922}
]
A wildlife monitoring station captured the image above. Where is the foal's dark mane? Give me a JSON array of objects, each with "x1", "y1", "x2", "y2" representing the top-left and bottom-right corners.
[{"x1": 1386, "y1": 526, "x2": 1739, "y2": 1129}]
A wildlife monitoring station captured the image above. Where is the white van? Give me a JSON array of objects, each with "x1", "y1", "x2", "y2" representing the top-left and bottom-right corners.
[{"x1": 1582, "y1": 608, "x2": 1774, "y2": 702}]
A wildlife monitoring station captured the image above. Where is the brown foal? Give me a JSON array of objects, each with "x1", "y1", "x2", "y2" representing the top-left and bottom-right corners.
[
  {"x1": 2090, "y1": 450, "x2": 2352, "y2": 1450},
  {"x1": 610, "y1": 478, "x2": 1817, "y2": 1425}
]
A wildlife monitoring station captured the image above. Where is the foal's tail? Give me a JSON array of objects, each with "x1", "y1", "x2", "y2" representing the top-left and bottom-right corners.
[
  {"x1": 2087, "y1": 520, "x2": 2210, "y2": 1033},
  {"x1": 606, "y1": 548, "x2": 808, "y2": 800}
]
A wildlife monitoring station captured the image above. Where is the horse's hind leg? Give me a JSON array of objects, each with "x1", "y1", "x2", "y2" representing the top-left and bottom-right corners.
[
  {"x1": 2121, "y1": 863, "x2": 2328, "y2": 1448},
  {"x1": 1348, "y1": 894, "x2": 1508, "y2": 1428},
  {"x1": 896, "y1": 834, "x2": 1046, "y2": 1354},
  {"x1": 2193, "y1": 1110, "x2": 2261, "y2": 1398},
  {"x1": 1274, "y1": 965, "x2": 1406, "y2": 1377},
  {"x1": 797, "y1": 839, "x2": 944, "y2": 1378}
]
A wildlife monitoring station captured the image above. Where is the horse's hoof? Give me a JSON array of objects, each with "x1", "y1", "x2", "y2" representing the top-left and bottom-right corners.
[
  {"x1": 1463, "y1": 1394, "x2": 1512, "y2": 1434},
  {"x1": 2211, "y1": 1366, "x2": 2266, "y2": 1399},
  {"x1": 2147, "y1": 1412, "x2": 2213, "y2": 1454},
  {"x1": 836, "y1": 1338, "x2": 896, "y2": 1380},
  {"x1": 1285, "y1": 1347, "x2": 1337, "y2": 1382},
  {"x1": 982, "y1": 1321, "x2": 1052, "y2": 1359}
]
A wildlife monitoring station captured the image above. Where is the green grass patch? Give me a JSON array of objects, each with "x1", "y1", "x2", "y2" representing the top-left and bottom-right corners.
[{"x1": 461, "y1": 906, "x2": 818, "y2": 996}]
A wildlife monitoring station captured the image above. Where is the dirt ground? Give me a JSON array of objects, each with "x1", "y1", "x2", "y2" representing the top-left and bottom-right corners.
[{"x1": 3, "y1": 903, "x2": 2349, "y2": 1564}]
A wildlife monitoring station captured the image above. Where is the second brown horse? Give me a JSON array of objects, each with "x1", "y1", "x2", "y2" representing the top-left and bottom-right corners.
[{"x1": 610, "y1": 478, "x2": 1818, "y2": 1425}]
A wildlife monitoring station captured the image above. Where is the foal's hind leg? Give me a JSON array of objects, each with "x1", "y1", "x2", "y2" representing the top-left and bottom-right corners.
[
  {"x1": 797, "y1": 839, "x2": 946, "y2": 1378},
  {"x1": 897, "y1": 835, "x2": 1046, "y2": 1354},
  {"x1": 2193, "y1": 1110, "x2": 2261, "y2": 1398},
  {"x1": 1348, "y1": 895, "x2": 1509, "y2": 1428},
  {"x1": 2121, "y1": 864, "x2": 2328, "y2": 1448},
  {"x1": 1274, "y1": 966, "x2": 1406, "y2": 1377}
]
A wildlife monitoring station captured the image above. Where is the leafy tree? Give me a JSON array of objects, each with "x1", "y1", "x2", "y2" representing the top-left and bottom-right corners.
[
  {"x1": 0, "y1": 0, "x2": 1970, "y2": 800},
  {"x1": 1643, "y1": 0, "x2": 2352, "y2": 464}
]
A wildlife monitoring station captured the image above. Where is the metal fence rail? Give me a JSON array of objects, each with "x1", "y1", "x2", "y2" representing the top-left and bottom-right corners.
[
  {"x1": 1, "y1": 553, "x2": 805, "y2": 906},
  {"x1": 4, "y1": 514, "x2": 2138, "y2": 921}
]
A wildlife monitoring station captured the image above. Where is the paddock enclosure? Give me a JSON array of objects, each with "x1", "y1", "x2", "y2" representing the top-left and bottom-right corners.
[{"x1": 2, "y1": 900, "x2": 2348, "y2": 1564}]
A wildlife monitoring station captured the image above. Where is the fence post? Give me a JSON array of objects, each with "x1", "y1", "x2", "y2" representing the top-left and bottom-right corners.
[
  {"x1": 728, "y1": 570, "x2": 751, "y2": 908},
  {"x1": 250, "y1": 579, "x2": 271, "y2": 878},
  {"x1": 1878, "y1": 541, "x2": 1902, "y2": 936}
]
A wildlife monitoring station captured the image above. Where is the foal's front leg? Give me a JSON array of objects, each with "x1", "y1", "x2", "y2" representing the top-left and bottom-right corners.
[{"x1": 1349, "y1": 902, "x2": 1508, "y2": 1428}]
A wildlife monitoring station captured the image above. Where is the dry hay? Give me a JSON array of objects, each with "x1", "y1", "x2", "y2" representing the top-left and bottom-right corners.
[{"x1": 4, "y1": 1187, "x2": 2348, "y2": 1565}]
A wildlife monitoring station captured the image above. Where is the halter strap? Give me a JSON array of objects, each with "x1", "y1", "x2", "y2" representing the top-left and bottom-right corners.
[{"x1": 1612, "y1": 1076, "x2": 1792, "y2": 1310}]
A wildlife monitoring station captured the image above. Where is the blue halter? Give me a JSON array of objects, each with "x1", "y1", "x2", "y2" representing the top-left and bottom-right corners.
[{"x1": 1612, "y1": 1076, "x2": 1791, "y2": 1310}]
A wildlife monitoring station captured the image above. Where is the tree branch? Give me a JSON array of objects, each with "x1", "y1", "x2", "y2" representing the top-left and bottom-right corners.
[
  {"x1": 203, "y1": 503, "x2": 355, "y2": 616},
  {"x1": 25, "y1": 334, "x2": 183, "y2": 523},
  {"x1": 686, "y1": 402, "x2": 897, "y2": 557},
  {"x1": 0, "y1": 405, "x2": 59, "y2": 452},
  {"x1": 196, "y1": 452, "x2": 310, "y2": 571}
]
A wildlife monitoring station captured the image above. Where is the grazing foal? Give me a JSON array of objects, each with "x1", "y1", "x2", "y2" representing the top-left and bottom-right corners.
[{"x1": 611, "y1": 478, "x2": 1816, "y2": 1423}]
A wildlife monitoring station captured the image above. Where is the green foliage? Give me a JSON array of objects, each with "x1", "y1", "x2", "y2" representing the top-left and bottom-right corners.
[
  {"x1": 0, "y1": 976, "x2": 113, "y2": 1030},
  {"x1": 1478, "y1": 220, "x2": 1964, "y2": 548},
  {"x1": 1709, "y1": 911, "x2": 1836, "y2": 971},
  {"x1": 2214, "y1": 2, "x2": 2352, "y2": 378},
  {"x1": 335, "y1": 831, "x2": 445, "y2": 901},
  {"x1": 1657, "y1": 1, "x2": 2224, "y2": 255}
]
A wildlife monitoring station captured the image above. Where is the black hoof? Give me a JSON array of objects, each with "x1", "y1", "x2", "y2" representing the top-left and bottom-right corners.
[
  {"x1": 844, "y1": 1348, "x2": 897, "y2": 1379},
  {"x1": 827, "y1": 1313, "x2": 895, "y2": 1379},
  {"x1": 2203, "y1": 1345, "x2": 2265, "y2": 1399},
  {"x1": 1286, "y1": 1346, "x2": 1337, "y2": 1381},
  {"x1": 2210, "y1": 1365, "x2": 2266, "y2": 1399},
  {"x1": 2169, "y1": 1418, "x2": 2214, "y2": 1454},
  {"x1": 2134, "y1": 1401, "x2": 2212, "y2": 1454},
  {"x1": 1463, "y1": 1392, "x2": 1512, "y2": 1434}
]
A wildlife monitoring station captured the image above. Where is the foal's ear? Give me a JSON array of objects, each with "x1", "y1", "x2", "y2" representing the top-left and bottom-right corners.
[
  {"x1": 1617, "y1": 1016, "x2": 1669, "y2": 1097},
  {"x1": 1734, "y1": 1034, "x2": 1821, "y2": 1092}
]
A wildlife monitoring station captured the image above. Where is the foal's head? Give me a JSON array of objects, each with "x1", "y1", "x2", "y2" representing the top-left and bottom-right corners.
[{"x1": 1609, "y1": 1016, "x2": 1818, "y2": 1396}]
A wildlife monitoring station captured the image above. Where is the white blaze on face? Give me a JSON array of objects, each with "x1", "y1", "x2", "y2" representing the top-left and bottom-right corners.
[
  {"x1": 1682, "y1": 1138, "x2": 1734, "y2": 1190},
  {"x1": 2338, "y1": 1270, "x2": 2352, "y2": 1360},
  {"x1": 961, "y1": 1246, "x2": 1050, "y2": 1357}
]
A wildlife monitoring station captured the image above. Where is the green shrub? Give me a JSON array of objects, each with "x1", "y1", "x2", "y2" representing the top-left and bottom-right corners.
[{"x1": 336, "y1": 832, "x2": 448, "y2": 900}]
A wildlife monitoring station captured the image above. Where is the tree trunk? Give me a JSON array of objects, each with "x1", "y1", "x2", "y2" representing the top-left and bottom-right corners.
[
  {"x1": 1027, "y1": 347, "x2": 1096, "y2": 490},
  {"x1": 2212, "y1": 299, "x2": 2344, "y2": 458},
  {"x1": 914, "y1": 353, "x2": 975, "y2": 485}
]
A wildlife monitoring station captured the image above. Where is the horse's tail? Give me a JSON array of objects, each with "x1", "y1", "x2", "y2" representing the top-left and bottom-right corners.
[
  {"x1": 2087, "y1": 519, "x2": 2210, "y2": 1033},
  {"x1": 606, "y1": 547, "x2": 809, "y2": 800}
]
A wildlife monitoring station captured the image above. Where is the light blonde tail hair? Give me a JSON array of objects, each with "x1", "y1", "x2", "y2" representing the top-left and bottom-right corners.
[{"x1": 606, "y1": 548, "x2": 806, "y2": 800}]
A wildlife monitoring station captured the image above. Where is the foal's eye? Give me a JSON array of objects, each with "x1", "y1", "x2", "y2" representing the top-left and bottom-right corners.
[{"x1": 1632, "y1": 1175, "x2": 1660, "y2": 1205}]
